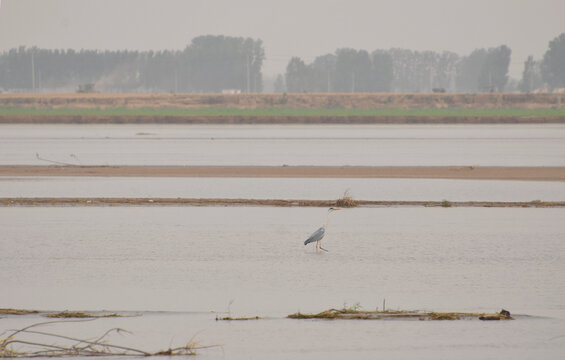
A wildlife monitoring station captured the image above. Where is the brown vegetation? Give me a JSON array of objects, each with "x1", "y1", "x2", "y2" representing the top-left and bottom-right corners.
[
  {"x1": 45, "y1": 311, "x2": 122, "y2": 319},
  {"x1": 0, "y1": 93, "x2": 563, "y2": 109},
  {"x1": 0, "y1": 320, "x2": 218, "y2": 358},
  {"x1": 335, "y1": 190, "x2": 358, "y2": 208},
  {"x1": 0, "y1": 309, "x2": 39, "y2": 315}
]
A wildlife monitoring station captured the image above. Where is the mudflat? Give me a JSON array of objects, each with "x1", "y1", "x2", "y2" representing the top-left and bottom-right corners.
[{"x1": 1, "y1": 165, "x2": 564, "y2": 181}]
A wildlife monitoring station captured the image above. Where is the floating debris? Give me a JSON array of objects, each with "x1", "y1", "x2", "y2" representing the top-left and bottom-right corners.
[{"x1": 287, "y1": 308, "x2": 514, "y2": 321}]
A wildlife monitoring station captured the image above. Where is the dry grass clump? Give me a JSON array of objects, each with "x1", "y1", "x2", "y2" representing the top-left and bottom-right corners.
[
  {"x1": 45, "y1": 311, "x2": 122, "y2": 319},
  {"x1": 288, "y1": 304, "x2": 366, "y2": 320},
  {"x1": 287, "y1": 310, "x2": 340, "y2": 320},
  {"x1": 0, "y1": 309, "x2": 39, "y2": 315},
  {"x1": 428, "y1": 312, "x2": 462, "y2": 320},
  {"x1": 441, "y1": 199, "x2": 452, "y2": 207},
  {"x1": 0, "y1": 320, "x2": 218, "y2": 358},
  {"x1": 335, "y1": 190, "x2": 358, "y2": 208},
  {"x1": 287, "y1": 308, "x2": 420, "y2": 320},
  {"x1": 216, "y1": 316, "x2": 261, "y2": 321}
]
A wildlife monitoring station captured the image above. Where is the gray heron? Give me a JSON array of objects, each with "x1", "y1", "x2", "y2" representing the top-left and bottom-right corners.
[{"x1": 304, "y1": 207, "x2": 341, "y2": 252}]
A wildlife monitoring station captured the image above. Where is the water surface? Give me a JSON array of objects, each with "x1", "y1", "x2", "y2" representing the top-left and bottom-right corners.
[
  {"x1": 2, "y1": 122, "x2": 565, "y2": 359},
  {"x1": 1, "y1": 176, "x2": 564, "y2": 201},
  {"x1": 1, "y1": 206, "x2": 564, "y2": 359},
  {"x1": 2, "y1": 206, "x2": 563, "y2": 315},
  {"x1": 1, "y1": 124, "x2": 564, "y2": 166}
]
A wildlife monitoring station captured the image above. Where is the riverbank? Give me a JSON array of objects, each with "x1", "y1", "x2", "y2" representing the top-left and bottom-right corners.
[{"x1": 1, "y1": 93, "x2": 564, "y2": 124}]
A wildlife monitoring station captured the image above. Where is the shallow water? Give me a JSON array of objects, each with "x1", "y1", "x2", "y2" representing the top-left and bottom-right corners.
[
  {"x1": 1, "y1": 124, "x2": 564, "y2": 166},
  {"x1": 2, "y1": 311, "x2": 564, "y2": 360},
  {"x1": 1, "y1": 206, "x2": 564, "y2": 359},
  {"x1": 2, "y1": 206, "x2": 564, "y2": 315},
  {"x1": 2, "y1": 122, "x2": 565, "y2": 359},
  {"x1": 1, "y1": 176, "x2": 565, "y2": 201}
]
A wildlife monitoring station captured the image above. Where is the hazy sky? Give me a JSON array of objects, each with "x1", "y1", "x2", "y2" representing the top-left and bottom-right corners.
[{"x1": 0, "y1": 0, "x2": 564, "y2": 78}]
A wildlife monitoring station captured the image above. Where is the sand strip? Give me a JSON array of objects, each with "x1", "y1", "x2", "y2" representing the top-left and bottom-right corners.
[
  {"x1": 1, "y1": 198, "x2": 563, "y2": 208},
  {"x1": 1, "y1": 165, "x2": 564, "y2": 181}
]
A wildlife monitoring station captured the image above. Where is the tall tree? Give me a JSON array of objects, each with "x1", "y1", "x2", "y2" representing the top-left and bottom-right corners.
[
  {"x1": 334, "y1": 48, "x2": 357, "y2": 92},
  {"x1": 371, "y1": 50, "x2": 394, "y2": 92},
  {"x1": 478, "y1": 45, "x2": 511, "y2": 92},
  {"x1": 456, "y1": 49, "x2": 487, "y2": 92},
  {"x1": 285, "y1": 57, "x2": 309, "y2": 92},
  {"x1": 273, "y1": 74, "x2": 285, "y2": 93},
  {"x1": 519, "y1": 56, "x2": 544, "y2": 92},
  {"x1": 333, "y1": 48, "x2": 372, "y2": 92},
  {"x1": 435, "y1": 51, "x2": 459, "y2": 91},
  {"x1": 184, "y1": 35, "x2": 264, "y2": 93},
  {"x1": 353, "y1": 50, "x2": 373, "y2": 92},
  {"x1": 541, "y1": 33, "x2": 565, "y2": 89},
  {"x1": 388, "y1": 48, "x2": 425, "y2": 92},
  {"x1": 310, "y1": 54, "x2": 336, "y2": 92}
]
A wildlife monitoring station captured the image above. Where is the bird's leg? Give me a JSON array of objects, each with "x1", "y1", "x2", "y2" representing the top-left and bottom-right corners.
[
  {"x1": 316, "y1": 241, "x2": 319, "y2": 252},
  {"x1": 319, "y1": 241, "x2": 328, "y2": 252}
]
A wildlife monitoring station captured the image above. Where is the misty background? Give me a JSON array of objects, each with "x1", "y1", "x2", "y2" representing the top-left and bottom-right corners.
[{"x1": 0, "y1": 0, "x2": 564, "y2": 93}]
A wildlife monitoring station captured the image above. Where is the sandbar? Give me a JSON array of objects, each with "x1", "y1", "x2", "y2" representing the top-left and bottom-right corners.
[{"x1": 1, "y1": 165, "x2": 564, "y2": 181}]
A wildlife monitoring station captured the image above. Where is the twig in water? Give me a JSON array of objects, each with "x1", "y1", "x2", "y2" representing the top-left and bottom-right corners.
[{"x1": 36, "y1": 153, "x2": 77, "y2": 166}]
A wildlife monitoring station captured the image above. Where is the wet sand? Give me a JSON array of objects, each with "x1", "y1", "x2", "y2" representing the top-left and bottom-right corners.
[{"x1": 1, "y1": 165, "x2": 564, "y2": 181}]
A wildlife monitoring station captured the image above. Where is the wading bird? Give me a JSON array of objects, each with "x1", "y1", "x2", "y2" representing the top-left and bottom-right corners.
[{"x1": 304, "y1": 207, "x2": 341, "y2": 252}]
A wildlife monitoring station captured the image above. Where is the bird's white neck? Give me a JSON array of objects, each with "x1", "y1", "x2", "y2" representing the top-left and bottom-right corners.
[{"x1": 324, "y1": 211, "x2": 331, "y2": 229}]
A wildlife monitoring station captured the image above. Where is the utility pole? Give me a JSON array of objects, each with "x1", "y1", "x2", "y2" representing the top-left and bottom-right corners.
[
  {"x1": 246, "y1": 54, "x2": 251, "y2": 93},
  {"x1": 429, "y1": 67, "x2": 433, "y2": 92},
  {"x1": 174, "y1": 67, "x2": 178, "y2": 93},
  {"x1": 529, "y1": 67, "x2": 533, "y2": 93},
  {"x1": 448, "y1": 66, "x2": 456, "y2": 92},
  {"x1": 489, "y1": 71, "x2": 493, "y2": 92},
  {"x1": 31, "y1": 52, "x2": 35, "y2": 92}
]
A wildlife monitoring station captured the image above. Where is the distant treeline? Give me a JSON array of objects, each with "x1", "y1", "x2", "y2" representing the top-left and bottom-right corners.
[
  {"x1": 281, "y1": 33, "x2": 565, "y2": 94},
  {"x1": 0, "y1": 35, "x2": 264, "y2": 93},
  {"x1": 0, "y1": 33, "x2": 564, "y2": 93},
  {"x1": 282, "y1": 46, "x2": 510, "y2": 93}
]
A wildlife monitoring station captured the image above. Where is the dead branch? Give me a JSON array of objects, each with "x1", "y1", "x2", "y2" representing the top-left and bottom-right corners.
[{"x1": 0, "y1": 320, "x2": 218, "y2": 357}]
